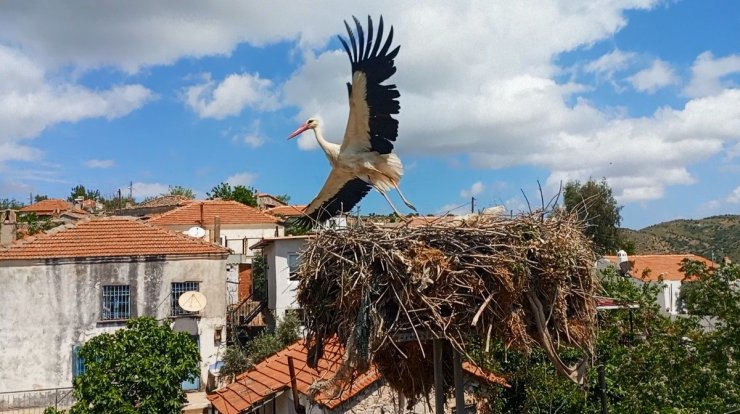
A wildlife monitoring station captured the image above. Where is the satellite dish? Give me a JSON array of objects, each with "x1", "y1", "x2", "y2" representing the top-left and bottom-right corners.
[
  {"x1": 184, "y1": 226, "x2": 206, "y2": 238},
  {"x1": 178, "y1": 291, "x2": 207, "y2": 312}
]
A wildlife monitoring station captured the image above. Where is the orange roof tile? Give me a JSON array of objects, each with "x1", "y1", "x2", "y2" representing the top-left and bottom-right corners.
[
  {"x1": 604, "y1": 254, "x2": 714, "y2": 282},
  {"x1": 266, "y1": 205, "x2": 307, "y2": 217},
  {"x1": 0, "y1": 217, "x2": 229, "y2": 260},
  {"x1": 208, "y1": 338, "x2": 508, "y2": 413},
  {"x1": 148, "y1": 200, "x2": 278, "y2": 226},
  {"x1": 19, "y1": 199, "x2": 71, "y2": 214}
]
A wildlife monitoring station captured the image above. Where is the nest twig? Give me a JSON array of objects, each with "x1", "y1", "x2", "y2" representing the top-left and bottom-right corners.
[{"x1": 297, "y1": 210, "x2": 597, "y2": 402}]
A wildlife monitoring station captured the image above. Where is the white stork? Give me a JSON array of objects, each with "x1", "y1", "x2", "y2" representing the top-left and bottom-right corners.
[{"x1": 288, "y1": 16, "x2": 415, "y2": 228}]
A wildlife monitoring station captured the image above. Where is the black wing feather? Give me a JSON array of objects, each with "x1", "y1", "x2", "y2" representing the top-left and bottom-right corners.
[
  {"x1": 339, "y1": 15, "x2": 401, "y2": 155},
  {"x1": 290, "y1": 178, "x2": 372, "y2": 229}
]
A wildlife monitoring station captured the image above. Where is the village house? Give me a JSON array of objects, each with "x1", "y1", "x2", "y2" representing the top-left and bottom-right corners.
[
  {"x1": 249, "y1": 235, "x2": 313, "y2": 325},
  {"x1": 600, "y1": 252, "x2": 715, "y2": 315},
  {"x1": 0, "y1": 217, "x2": 230, "y2": 407},
  {"x1": 208, "y1": 337, "x2": 508, "y2": 414},
  {"x1": 147, "y1": 200, "x2": 284, "y2": 307}
]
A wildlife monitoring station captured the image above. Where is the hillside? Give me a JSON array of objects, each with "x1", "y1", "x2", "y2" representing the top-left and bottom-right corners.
[{"x1": 619, "y1": 215, "x2": 739, "y2": 263}]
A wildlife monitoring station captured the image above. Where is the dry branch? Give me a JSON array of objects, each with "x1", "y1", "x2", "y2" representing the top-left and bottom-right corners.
[{"x1": 297, "y1": 211, "x2": 597, "y2": 402}]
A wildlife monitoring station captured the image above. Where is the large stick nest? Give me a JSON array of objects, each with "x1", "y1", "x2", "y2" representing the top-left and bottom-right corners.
[{"x1": 296, "y1": 211, "x2": 597, "y2": 402}]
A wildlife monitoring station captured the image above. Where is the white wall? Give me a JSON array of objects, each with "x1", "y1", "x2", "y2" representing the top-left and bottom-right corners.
[
  {"x1": 657, "y1": 280, "x2": 683, "y2": 315},
  {"x1": 0, "y1": 256, "x2": 227, "y2": 392},
  {"x1": 265, "y1": 238, "x2": 306, "y2": 319},
  {"x1": 167, "y1": 224, "x2": 284, "y2": 259}
]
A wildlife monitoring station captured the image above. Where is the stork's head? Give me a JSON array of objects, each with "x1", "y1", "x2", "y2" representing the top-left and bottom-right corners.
[{"x1": 288, "y1": 118, "x2": 319, "y2": 139}]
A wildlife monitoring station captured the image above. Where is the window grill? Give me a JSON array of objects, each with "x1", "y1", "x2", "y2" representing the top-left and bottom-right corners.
[
  {"x1": 101, "y1": 285, "x2": 131, "y2": 320},
  {"x1": 171, "y1": 281, "x2": 200, "y2": 316}
]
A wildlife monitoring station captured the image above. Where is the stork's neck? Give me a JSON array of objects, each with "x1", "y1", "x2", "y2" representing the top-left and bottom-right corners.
[{"x1": 313, "y1": 126, "x2": 339, "y2": 164}]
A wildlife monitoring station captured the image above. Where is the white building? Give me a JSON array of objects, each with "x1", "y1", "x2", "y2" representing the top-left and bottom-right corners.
[
  {"x1": 0, "y1": 217, "x2": 230, "y2": 399},
  {"x1": 148, "y1": 200, "x2": 284, "y2": 305},
  {"x1": 602, "y1": 252, "x2": 715, "y2": 315},
  {"x1": 250, "y1": 235, "x2": 312, "y2": 322}
]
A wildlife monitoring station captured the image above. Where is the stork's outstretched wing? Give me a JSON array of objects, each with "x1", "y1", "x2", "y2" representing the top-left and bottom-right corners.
[
  {"x1": 338, "y1": 15, "x2": 401, "y2": 156},
  {"x1": 290, "y1": 170, "x2": 372, "y2": 229}
]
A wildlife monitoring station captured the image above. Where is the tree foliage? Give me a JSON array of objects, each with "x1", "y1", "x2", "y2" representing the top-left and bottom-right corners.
[
  {"x1": 17, "y1": 212, "x2": 56, "y2": 235},
  {"x1": 0, "y1": 198, "x2": 24, "y2": 209},
  {"x1": 563, "y1": 178, "x2": 622, "y2": 254},
  {"x1": 68, "y1": 185, "x2": 101, "y2": 202},
  {"x1": 206, "y1": 182, "x2": 258, "y2": 207},
  {"x1": 69, "y1": 317, "x2": 199, "y2": 414},
  {"x1": 221, "y1": 312, "x2": 301, "y2": 378},
  {"x1": 472, "y1": 263, "x2": 740, "y2": 413},
  {"x1": 163, "y1": 185, "x2": 195, "y2": 199}
]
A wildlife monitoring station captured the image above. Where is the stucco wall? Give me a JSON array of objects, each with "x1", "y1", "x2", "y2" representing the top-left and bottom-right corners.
[
  {"x1": 163, "y1": 224, "x2": 284, "y2": 258},
  {"x1": 0, "y1": 255, "x2": 227, "y2": 392},
  {"x1": 265, "y1": 239, "x2": 305, "y2": 319}
]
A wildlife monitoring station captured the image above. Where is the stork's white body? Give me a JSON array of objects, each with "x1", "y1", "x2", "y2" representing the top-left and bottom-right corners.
[{"x1": 289, "y1": 16, "x2": 414, "y2": 226}]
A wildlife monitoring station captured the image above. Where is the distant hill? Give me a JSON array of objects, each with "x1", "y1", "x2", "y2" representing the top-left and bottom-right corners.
[{"x1": 618, "y1": 215, "x2": 739, "y2": 263}]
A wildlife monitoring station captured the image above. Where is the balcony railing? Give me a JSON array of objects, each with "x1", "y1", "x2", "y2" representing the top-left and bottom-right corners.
[{"x1": 0, "y1": 387, "x2": 74, "y2": 413}]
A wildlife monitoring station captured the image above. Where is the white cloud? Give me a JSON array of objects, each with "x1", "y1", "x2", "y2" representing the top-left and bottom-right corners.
[
  {"x1": 727, "y1": 186, "x2": 740, "y2": 204},
  {"x1": 627, "y1": 59, "x2": 679, "y2": 93},
  {"x1": 460, "y1": 181, "x2": 485, "y2": 198},
  {"x1": 242, "y1": 134, "x2": 266, "y2": 148},
  {"x1": 84, "y1": 159, "x2": 116, "y2": 169},
  {"x1": 0, "y1": 45, "x2": 155, "y2": 164},
  {"x1": 683, "y1": 51, "x2": 740, "y2": 98},
  {"x1": 131, "y1": 182, "x2": 169, "y2": 200},
  {"x1": 184, "y1": 72, "x2": 279, "y2": 119},
  {"x1": 226, "y1": 172, "x2": 257, "y2": 187},
  {"x1": 584, "y1": 49, "x2": 636, "y2": 83}
]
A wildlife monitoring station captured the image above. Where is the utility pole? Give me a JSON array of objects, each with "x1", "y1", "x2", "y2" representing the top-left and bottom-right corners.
[
  {"x1": 118, "y1": 189, "x2": 122, "y2": 210},
  {"x1": 29, "y1": 193, "x2": 33, "y2": 205},
  {"x1": 128, "y1": 181, "x2": 133, "y2": 201},
  {"x1": 471, "y1": 197, "x2": 476, "y2": 214}
]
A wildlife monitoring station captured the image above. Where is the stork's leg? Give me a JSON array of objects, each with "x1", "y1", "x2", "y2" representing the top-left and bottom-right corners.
[
  {"x1": 377, "y1": 188, "x2": 405, "y2": 218},
  {"x1": 393, "y1": 183, "x2": 417, "y2": 212}
]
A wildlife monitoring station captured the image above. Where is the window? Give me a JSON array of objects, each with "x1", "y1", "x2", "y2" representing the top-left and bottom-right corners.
[
  {"x1": 101, "y1": 285, "x2": 131, "y2": 320},
  {"x1": 72, "y1": 345, "x2": 85, "y2": 378},
  {"x1": 288, "y1": 253, "x2": 300, "y2": 281},
  {"x1": 172, "y1": 281, "x2": 200, "y2": 316}
]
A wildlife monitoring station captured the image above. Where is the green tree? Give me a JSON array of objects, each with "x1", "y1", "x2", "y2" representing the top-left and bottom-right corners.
[
  {"x1": 17, "y1": 212, "x2": 56, "y2": 235},
  {"x1": 69, "y1": 317, "x2": 199, "y2": 414},
  {"x1": 563, "y1": 178, "x2": 622, "y2": 254},
  {"x1": 472, "y1": 264, "x2": 740, "y2": 413},
  {"x1": 163, "y1": 185, "x2": 195, "y2": 199},
  {"x1": 274, "y1": 194, "x2": 291, "y2": 204},
  {"x1": 0, "y1": 198, "x2": 24, "y2": 209},
  {"x1": 221, "y1": 312, "x2": 301, "y2": 378},
  {"x1": 68, "y1": 185, "x2": 101, "y2": 202},
  {"x1": 34, "y1": 194, "x2": 49, "y2": 202},
  {"x1": 207, "y1": 182, "x2": 258, "y2": 207}
]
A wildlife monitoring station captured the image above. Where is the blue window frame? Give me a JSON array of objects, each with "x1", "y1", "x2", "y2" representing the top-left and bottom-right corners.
[
  {"x1": 101, "y1": 285, "x2": 131, "y2": 320},
  {"x1": 171, "y1": 281, "x2": 200, "y2": 316},
  {"x1": 72, "y1": 345, "x2": 85, "y2": 378}
]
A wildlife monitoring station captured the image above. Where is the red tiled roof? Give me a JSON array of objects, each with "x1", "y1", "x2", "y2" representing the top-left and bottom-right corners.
[
  {"x1": 208, "y1": 338, "x2": 508, "y2": 413},
  {"x1": 266, "y1": 205, "x2": 306, "y2": 217},
  {"x1": 604, "y1": 254, "x2": 714, "y2": 282},
  {"x1": 148, "y1": 200, "x2": 278, "y2": 226},
  {"x1": 139, "y1": 195, "x2": 192, "y2": 208},
  {"x1": 19, "y1": 199, "x2": 71, "y2": 214},
  {"x1": 0, "y1": 217, "x2": 229, "y2": 260}
]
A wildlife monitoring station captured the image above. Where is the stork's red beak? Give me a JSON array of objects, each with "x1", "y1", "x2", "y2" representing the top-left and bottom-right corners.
[{"x1": 288, "y1": 123, "x2": 309, "y2": 140}]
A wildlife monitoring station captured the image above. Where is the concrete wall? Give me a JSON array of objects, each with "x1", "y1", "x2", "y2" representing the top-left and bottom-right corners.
[
  {"x1": 657, "y1": 280, "x2": 683, "y2": 315},
  {"x1": 264, "y1": 239, "x2": 306, "y2": 319},
  {"x1": 0, "y1": 255, "x2": 227, "y2": 392},
  {"x1": 163, "y1": 224, "x2": 284, "y2": 259}
]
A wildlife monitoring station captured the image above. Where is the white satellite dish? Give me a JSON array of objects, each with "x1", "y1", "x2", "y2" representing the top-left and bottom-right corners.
[
  {"x1": 178, "y1": 291, "x2": 207, "y2": 312},
  {"x1": 184, "y1": 226, "x2": 206, "y2": 238}
]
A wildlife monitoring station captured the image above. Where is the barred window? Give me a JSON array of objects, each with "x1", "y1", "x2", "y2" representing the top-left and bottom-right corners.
[
  {"x1": 101, "y1": 285, "x2": 131, "y2": 320},
  {"x1": 172, "y1": 281, "x2": 200, "y2": 316}
]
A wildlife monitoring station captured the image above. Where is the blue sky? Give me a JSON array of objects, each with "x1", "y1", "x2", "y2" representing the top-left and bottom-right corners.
[{"x1": 0, "y1": 1, "x2": 738, "y2": 229}]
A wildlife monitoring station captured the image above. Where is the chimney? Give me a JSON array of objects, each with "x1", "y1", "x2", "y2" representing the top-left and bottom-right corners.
[
  {"x1": 616, "y1": 250, "x2": 630, "y2": 276},
  {"x1": 1, "y1": 210, "x2": 18, "y2": 246},
  {"x1": 214, "y1": 216, "x2": 221, "y2": 245}
]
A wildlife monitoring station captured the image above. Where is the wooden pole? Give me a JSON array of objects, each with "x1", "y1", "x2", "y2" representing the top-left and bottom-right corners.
[
  {"x1": 453, "y1": 350, "x2": 465, "y2": 413},
  {"x1": 433, "y1": 338, "x2": 445, "y2": 414},
  {"x1": 287, "y1": 356, "x2": 306, "y2": 414}
]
